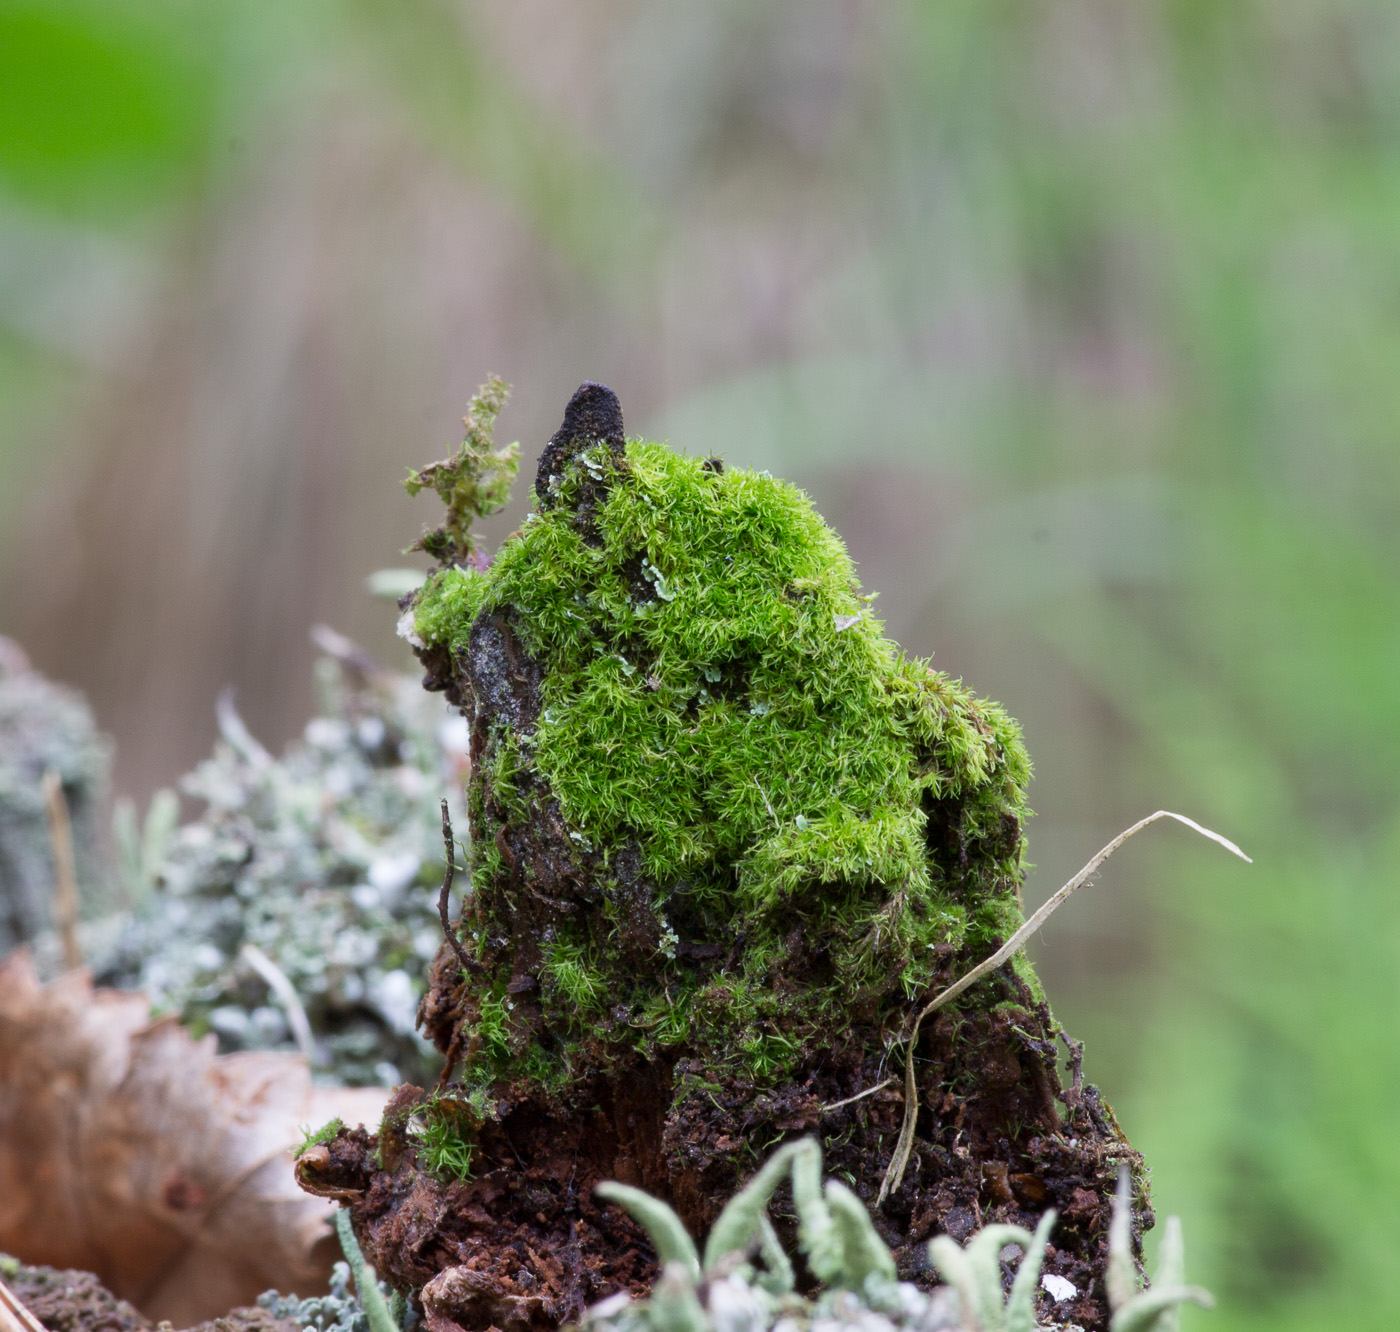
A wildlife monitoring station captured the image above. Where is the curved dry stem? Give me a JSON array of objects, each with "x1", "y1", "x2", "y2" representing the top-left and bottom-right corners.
[{"x1": 877, "y1": 811, "x2": 1250, "y2": 1204}]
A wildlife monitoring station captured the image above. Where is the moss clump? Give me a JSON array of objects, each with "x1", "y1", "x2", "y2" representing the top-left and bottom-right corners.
[
  {"x1": 409, "y1": 1093, "x2": 480, "y2": 1183},
  {"x1": 403, "y1": 374, "x2": 518, "y2": 566},
  {"x1": 408, "y1": 395, "x2": 1031, "y2": 1091},
  {"x1": 367, "y1": 381, "x2": 1139, "y2": 1332}
]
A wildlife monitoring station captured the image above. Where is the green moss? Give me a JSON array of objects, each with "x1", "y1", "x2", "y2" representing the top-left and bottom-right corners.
[
  {"x1": 413, "y1": 565, "x2": 490, "y2": 653},
  {"x1": 476, "y1": 985, "x2": 514, "y2": 1063},
  {"x1": 483, "y1": 441, "x2": 1026, "y2": 888},
  {"x1": 404, "y1": 375, "x2": 518, "y2": 564},
  {"x1": 412, "y1": 427, "x2": 1034, "y2": 1090},
  {"x1": 542, "y1": 930, "x2": 607, "y2": 1012},
  {"x1": 380, "y1": 1086, "x2": 501, "y2": 1185},
  {"x1": 410, "y1": 1097, "x2": 476, "y2": 1183},
  {"x1": 294, "y1": 1117, "x2": 345, "y2": 1158}
]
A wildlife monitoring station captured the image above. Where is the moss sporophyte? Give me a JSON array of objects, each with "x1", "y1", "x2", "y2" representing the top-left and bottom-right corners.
[{"x1": 308, "y1": 381, "x2": 1146, "y2": 1332}]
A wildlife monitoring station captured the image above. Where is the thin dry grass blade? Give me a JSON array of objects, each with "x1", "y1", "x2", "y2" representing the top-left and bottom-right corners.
[
  {"x1": 877, "y1": 811, "x2": 1249, "y2": 1203},
  {"x1": 42, "y1": 769, "x2": 81, "y2": 971}
]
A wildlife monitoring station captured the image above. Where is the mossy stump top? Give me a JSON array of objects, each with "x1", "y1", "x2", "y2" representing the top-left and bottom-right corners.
[{"x1": 305, "y1": 382, "x2": 1145, "y2": 1332}]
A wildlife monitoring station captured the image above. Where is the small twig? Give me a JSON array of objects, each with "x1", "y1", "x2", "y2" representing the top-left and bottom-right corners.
[
  {"x1": 438, "y1": 799, "x2": 474, "y2": 976},
  {"x1": 241, "y1": 942, "x2": 316, "y2": 1062},
  {"x1": 877, "y1": 810, "x2": 1250, "y2": 1204},
  {"x1": 819, "y1": 1077, "x2": 897, "y2": 1114},
  {"x1": 41, "y1": 769, "x2": 81, "y2": 971},
  {"x1": 435, "y1": 1025, "x2": 466, "y2": 1093},
  {"x1": 1056, "y1": 1023, "x2": 1085, "y2": 1117},
  {"x1": 310, "y1": 623, "x2": 384, "y2": 682}
]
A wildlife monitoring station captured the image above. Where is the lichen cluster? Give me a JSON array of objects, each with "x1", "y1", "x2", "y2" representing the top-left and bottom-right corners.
[
  {"x1": 406, "y1": 384, "x2": 1033, "y2": 1093},
  {"x1": 95, "y1": 649, "x2": 463, "y2": 1086},
  {"x1": 258, "y1": 1260, "x2": 390, "y2": 1332}
]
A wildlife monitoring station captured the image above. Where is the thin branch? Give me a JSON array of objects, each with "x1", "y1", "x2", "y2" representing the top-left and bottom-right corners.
[
  {"x1": 1056, "y1": 1023, "x2": 1085, "y2": 1118},
  {"x1": 877, "y1": 811, "x2": 1250, "y2": 1204},
  {"x1": 438, "y1": 799, "x2": 474, "y2": 976},
  {"x1": 310, "y1": 623, "x2": 384, "y2": 682},
  {"x1": 215, "y1": 688, "x2": 272, "y2": 767}
]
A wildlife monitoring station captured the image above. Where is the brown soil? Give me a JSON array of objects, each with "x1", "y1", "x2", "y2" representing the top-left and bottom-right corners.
[
  {"x1": 299, "y1": 1002, "x2": 1144, "y2": 1332},
  {"x1": 2, "y1": 1261, "x2": 299, "y2": 1332}
]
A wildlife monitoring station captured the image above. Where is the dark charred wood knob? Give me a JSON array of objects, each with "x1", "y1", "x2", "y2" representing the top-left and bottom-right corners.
[{"x1": 534, "y1": 382, "x2": 625, "y2": 504}]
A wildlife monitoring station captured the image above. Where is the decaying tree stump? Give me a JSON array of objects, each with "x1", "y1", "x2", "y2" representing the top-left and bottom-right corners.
[{"x1": 297, "y1": 380, "x2": 1147, "y2": 1332}]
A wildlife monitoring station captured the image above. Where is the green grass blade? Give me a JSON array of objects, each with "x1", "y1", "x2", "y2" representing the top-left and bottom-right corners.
[
  {"x1": 928, "y1": 1235, "x2": 982, "y2": 1330},
  {"x1": 1149, "y1": 1215, "x2": 1186, "y2": 1332},
  {"x1": 1106, "y1": 1166, "x2": 1138, "y2": 1314},
  {"x1": 649, "y1": 1261, "x2": 710, "y2": 1332},
  {"x1": 964, "y1": 1224, "x2": 1035, "y2": 1331},
  {"x1": 788, "y1": 1139, "x2": 844, "y2": 1285},
  {"x1": 754, "y1": 1215, "x2": 795, "y2": 1296},
  {"x1": 1111, "y1": 1286, "x2": 1215, "y2": 1332},
  {"x1": 703, "y1": 1139, "x2": 810, "y2": 1272}
]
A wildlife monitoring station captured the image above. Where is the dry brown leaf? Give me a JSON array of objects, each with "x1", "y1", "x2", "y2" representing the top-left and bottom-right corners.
[{"x1": 0, "y1": 951, "x2": 388, "y2": 1327}]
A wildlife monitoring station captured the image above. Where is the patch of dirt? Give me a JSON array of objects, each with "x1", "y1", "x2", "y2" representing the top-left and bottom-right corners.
[
  {"x1": 299, "y1": 1073, "x2": 671, "y2": 1332},
  {"x1": 661, "y1": 995, "x2": 1144, "y2": 1327},
  {"x1": 302, "y1": 991, "x2": 1145, "y2": 1332}
]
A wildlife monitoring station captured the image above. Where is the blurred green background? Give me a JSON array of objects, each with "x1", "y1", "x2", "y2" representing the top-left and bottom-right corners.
[{"x1": 2, "y1": 1, "x2": 1396, "y2": 1326}]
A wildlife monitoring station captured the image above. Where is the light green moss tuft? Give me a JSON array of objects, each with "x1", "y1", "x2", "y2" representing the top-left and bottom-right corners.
[
  {"x1": 411, "y1": 1097, "x2": 477, "y2": 1183},
  {"x1": 294, "y1": 1117, "x2": 345, "y2": 1158},
  {"x1": 413, "y1": 565, "x2": 491, "y2": 653},
  {"x1": 472, "y1": 440, "x2": 1026, "y2": 894}
]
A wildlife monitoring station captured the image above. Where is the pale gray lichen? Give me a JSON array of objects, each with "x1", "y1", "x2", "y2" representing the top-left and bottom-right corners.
[
  {"x1": 258, "y1": 1261, "x2": 410, "y2": 1332},
  {"x1": 93, "y1": 648, "x2": 465, "y2": 1086},
  {"x1": 580, "y1": 1137, "x2": 1102, "y2": 1332}
]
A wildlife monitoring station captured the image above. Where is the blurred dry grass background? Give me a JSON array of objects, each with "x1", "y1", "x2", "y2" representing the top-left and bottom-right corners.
[{"x1": 3, "y1": 3, "x2": 1400, "y2": 1328}]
